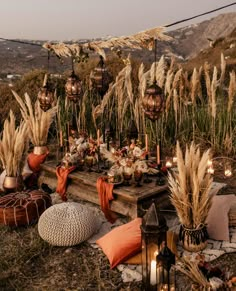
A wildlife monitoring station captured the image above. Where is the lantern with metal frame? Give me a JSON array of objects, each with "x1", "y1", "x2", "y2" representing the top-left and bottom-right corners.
[
  {"x1": 156, "y1": 242, "x2": 176, "y2": 291},
  {"x1": 38, "y1": 51, "x2": 54, "y2": 111},
  {"x1": 38, "y1": 74, "x2": 54, "y2": 112},
  {"x1": 90, "y1": 55, "x2": 112, "y2": 97},
  {"x1": 142, "y1": 39, "x2": 165, "y2": 121},
  {"x1": 141, "y1": 202, "x2": 168, "y2": 291},
  {"x1": 65, "y1": 55, "x2": 83, "y2": 103}
]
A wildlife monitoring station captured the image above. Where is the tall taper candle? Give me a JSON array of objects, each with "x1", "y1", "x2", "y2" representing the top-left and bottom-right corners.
[
  {"x1": 145, "y1": 134, "x2": 148, "y2": 152},
  {"x1": 97, "y1": 129, "x2": 100, "y2": 147},
  {"x1": 157, "y1": 144, "x2": 160, "y2": 165}
]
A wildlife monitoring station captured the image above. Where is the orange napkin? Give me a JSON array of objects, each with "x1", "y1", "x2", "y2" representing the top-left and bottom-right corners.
[
  {"x1": 96, "y1": 177, "x2": 117, "y2": 223},
  {"x1": 28, "y1": 151, "x2": 49, "y2": 173},
  {"x1": 56, "y1": 166, "x2": 76, "y2": 201}
]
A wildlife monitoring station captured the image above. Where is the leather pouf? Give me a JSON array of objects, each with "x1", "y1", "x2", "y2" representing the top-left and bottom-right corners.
[
  {"x1": 0, "y1": 190, "x2": 52, "y2": 227},
  {"x1": 38, "y1": 202, "x2": 98, "y2": 246}
]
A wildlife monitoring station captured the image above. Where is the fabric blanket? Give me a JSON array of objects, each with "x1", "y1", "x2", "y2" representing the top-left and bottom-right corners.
[
  {"x1": 96, "y1": 177, "x2": 117, "y2": 224},
  {"x1": 56, "y1": 166, "x2": 77, "y2": 201},
  {"x1": 27, "y1": 151, "x2": 49, "y2": 173}
]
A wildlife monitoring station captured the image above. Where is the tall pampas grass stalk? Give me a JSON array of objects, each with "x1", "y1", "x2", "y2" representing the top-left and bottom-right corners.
[
  {"x1": 12, "y1": 91, "x2": 57, "y2": 146},
  {"x1": 168, "y1": 141, "x2": 213, "y2": 229},
  {"x1": 0, "y1": 110, "x2": 29, "y2": 177}
]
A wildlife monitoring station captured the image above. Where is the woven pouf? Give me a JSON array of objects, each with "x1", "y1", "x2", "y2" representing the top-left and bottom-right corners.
[
  {"x1": 0, "y1": 190, "x2": 52, "y2": 227},
  {"x1": 38, "y1": 202, "x2": 98, "y2": 246}
]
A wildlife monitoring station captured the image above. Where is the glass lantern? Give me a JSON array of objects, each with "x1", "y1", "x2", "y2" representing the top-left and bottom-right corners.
[
  {"x1": 65, "y1": 71, "x2": 83, "y2": 103},
  {"x1": 156, "y1": 242, "x2": 176, "y2": 291},
  {"x1": 141, "y1": 202, "x2": 168, "y2": 291}
]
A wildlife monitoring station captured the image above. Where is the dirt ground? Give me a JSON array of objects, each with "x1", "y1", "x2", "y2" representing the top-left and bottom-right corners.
[{"x1": 0, "y1": 170, "x2": 236, "y2": 291}]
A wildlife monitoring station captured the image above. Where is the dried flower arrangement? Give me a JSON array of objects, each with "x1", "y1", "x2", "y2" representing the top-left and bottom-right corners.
[
  {"x1": 0, "y1": 110, "x2": 29, "y2": 177},
  {"x1": 168, "y1": 141, "x2": 214, "y2": 251},
  {"x1": 168, "y1": 141, "x2": 213, "y2": 229},
  {"x1": 176, "y1": 254, "x2": 236, "y2": 290},
  {"x1": 12, "y1": 91, "x2": 57, "y2": 147}
]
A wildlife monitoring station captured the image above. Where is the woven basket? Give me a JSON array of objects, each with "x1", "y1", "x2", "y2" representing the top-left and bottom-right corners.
[
  {"x1": 0, "y1": 190, "x2": 52, "y2": 227},
  {"x1": 179, "y1": 224, "x2": 208, "y2": 252},
  {"x1": 38, "y1": 202, "x2": 98, "y2": 246}
]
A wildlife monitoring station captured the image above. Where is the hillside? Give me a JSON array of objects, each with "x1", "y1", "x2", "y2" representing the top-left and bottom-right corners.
[
  {"x1": 182, "y1": 27, "x2": 236, "y2": 71},
  {"x1": 0, "y1": 12, "x2": 235, "y2": 78},
  {"x1": 167, "y1": 12, "x2": 236, "y2": 60}
]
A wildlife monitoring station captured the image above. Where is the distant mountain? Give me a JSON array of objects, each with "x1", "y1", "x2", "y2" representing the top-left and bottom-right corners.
[{"x1": 0, "y1": 12, "x2": 235, "y2": 77}]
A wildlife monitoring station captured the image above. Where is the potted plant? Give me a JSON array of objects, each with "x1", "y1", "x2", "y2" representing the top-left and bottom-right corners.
[
  {"x1": 168, "y1": 141, "x2": 213, "y2": 252},
  {"x1": 12, "y1": 91, "x2": 57, "y2": 155},
  {"x1": 0, "y1": 111, "x2": 29, "y2": 192}
]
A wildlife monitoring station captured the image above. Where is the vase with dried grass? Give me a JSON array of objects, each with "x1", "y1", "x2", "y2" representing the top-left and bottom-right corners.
[
  {"x1": 168, "y1": 141, "x2": 213, "y2": 252},
  {"x1": 0, "y1": 111, "x2": 29, "y2": 192},
  {"x1": 12, "y1": 91, "x2": 57, "y2": 157}
]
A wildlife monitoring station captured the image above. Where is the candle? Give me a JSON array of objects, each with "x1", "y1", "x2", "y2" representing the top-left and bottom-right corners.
[
  {"x1": 173, "y1": 156, "x2": 177, "y2": 163},
  {"x1": 59, "y1": 130, "x2": 63, "y2": 147},
  {"x1": 207, "y1": 159, "x2": 213, "y2": 167},
  {"x1": 166, "y1": 159, "x2": 172, "y2": 168},
  {"x1": 97, "y1": 129, "x2": 100, "y2": 146},
  {"x1": 150, "y1": 260, "x2": 156, "y2": 286},
  {"x1": 157, "y1": 144, "x2": 160, "y2": 165},
  {"x1": 224, "y1": 169, "x2": 232, "y2": 177},
  {"x1": 207, "y1": 166, "x2": 214, "y2": 174},
  {"x1": 145, "y1": 134, "x2": 148, "y2": 152}
]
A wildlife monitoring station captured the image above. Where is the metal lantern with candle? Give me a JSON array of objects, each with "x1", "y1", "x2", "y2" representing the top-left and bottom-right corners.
[
  {"x1": 156, "y1": 242, "x2": 176, "y2": 291},
  {"x1": 38, "y1": 74, "x2": 54, "y2": 112},
  {"x1": 141, "y1": 202, "x2": 168, "y2": 291},
  {"x1": 65, "y1": 70, "x2": 83, "y2": 103},
  {"x1": 90, "y1": 55, "x2": 112, "y2": 98}
]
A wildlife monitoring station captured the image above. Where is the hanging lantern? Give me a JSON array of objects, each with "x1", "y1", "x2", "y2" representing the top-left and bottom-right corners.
[
  {"x1": 142, "y1": 80, "x2": 165, "y2": 121},
  {"x1": 90, "y1": 55, "x2": 112, "y2": 97},
  {"x1": 156, "y1": 243, "x2": 176, "y2": 291},
  {"x1": 65, "y1": 71, "x2": 83, "y2": 103},
  {"x1": 38, "y1": 74, "x2": 54, "y2": 112},
  {"x1": 141, "y1": 202, "x2": 168, "y2": 291},
  {"x1": 127, "y1": 119, "x2": 138, "y2": 141}
]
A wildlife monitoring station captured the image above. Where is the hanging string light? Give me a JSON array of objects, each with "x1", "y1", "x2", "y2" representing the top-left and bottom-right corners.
[
  {"x1": 38, "y1": 51, "x2": 54, "y2": 111},
  {"x1": 90, "y1": 55, "x2": 112, "y2": 97},
  {"x1": 142, "y1": 39, "x2": 165, "y2": 121},
  {"x1": 65, "y1": 54, "x2": 83, "y2": 103}
]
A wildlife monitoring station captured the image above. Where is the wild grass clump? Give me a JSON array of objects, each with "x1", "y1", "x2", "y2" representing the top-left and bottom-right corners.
[
  {"x1": 0, "y1": 110, "x2": 29, "y2": 176},
  {"x1": 12, "y1": 91, "x2": 57, "y2": 146},
  {"x1": 168, "y1": 141, "x2": 213, "y2": 229}
]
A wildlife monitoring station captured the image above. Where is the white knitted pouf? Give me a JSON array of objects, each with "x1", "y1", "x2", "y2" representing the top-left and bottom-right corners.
[{"x1": 38, "y1": 202, "x2": 98, "y2": 246}]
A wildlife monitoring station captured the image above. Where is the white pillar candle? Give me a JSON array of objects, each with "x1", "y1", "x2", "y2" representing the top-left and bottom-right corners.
[{"x1": 150, "y1": 260, "x2": 156, "y2": 286}]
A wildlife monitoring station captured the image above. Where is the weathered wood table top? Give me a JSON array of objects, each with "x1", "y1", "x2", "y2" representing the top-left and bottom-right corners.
[{"x1": 39, "y1": 161, "x2": 170, "y2": 219}]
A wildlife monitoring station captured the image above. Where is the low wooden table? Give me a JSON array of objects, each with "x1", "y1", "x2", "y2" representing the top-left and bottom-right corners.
[{"x1": 38, "y1": 161, "x2": 171, "y2": 219}]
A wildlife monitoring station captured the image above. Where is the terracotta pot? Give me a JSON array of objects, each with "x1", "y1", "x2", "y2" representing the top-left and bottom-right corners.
[
  {"x1": 179, "y1": 224, "x2": 208, "y2": 252},
  {"x1": 3, "y1": 176, "x2": 23, "y2": 193},
  {"x1": 33, "y1": 146, "x2": 48, "y2": 155}
]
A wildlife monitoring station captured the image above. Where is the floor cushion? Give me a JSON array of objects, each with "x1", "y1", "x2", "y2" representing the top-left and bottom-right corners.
[
  {"x1": 229, "y1": 198, "x2": 236, "y2": 227},
  {"x1": 124, "y1": 230, "x2": 178, "y2": 264},
  {"x1": 38, "y1": 202, "x2": 98, "y2": 246},
  {"x1": 0, "y1": 190, "x2": 52, "y2": 227},
  {"x1": 206, "y1": 194, "x2": 236, "y2": 241},
  {"x1": 96, "y1": 218, "x2": 142, "y2": 269}
]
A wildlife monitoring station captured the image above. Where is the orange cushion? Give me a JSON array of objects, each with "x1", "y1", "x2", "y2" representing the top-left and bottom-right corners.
[
  {"x1": 96, "y1": 217, "x2": 142, "y2": 269},
  {"x1": 124, "y1": 230, "x2": 178, "y2": 264}
]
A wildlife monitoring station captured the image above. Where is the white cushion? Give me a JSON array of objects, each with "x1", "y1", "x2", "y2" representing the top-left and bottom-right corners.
[{"x1": 38, "y1": 202, "x2": 98, "y2": 246}]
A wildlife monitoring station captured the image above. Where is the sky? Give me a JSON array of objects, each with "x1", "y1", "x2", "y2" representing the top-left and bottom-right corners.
[{"x1": 0, "y1": 0, "x2": 235, "y2": 41}]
